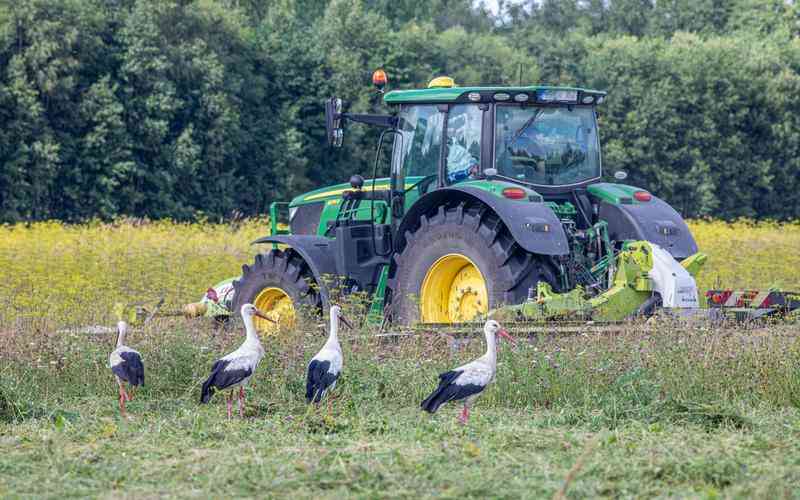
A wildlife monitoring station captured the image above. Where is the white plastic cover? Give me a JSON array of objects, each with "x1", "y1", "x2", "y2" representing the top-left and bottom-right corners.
[{"x1": 647, "y1": 244, "x2": 699, "y2": 308}]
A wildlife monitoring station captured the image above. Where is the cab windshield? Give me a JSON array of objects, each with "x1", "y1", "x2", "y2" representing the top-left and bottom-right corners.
[{"x1": 494, "y1": 106, "x2": 600, "y2": 186}]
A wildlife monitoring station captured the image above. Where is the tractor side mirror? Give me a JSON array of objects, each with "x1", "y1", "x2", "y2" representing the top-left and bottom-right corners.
[{"x1": 325, "y1": 97, "x2": 345, "y2": 148}]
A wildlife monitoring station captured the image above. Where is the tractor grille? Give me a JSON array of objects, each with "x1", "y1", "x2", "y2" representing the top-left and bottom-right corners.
[{"x1": 290, "y1": 202, "x2": 324, "y2": 235}]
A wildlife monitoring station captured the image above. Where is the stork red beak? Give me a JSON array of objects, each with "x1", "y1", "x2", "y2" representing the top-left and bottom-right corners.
[
  {"x1": 498, "y1": 329, "x2": 516, "y2": 344},
  {"x1": 339, "y1": 314, "x2": 353, "y2": 330},
  {"x1": 253, "y1": 309, "x2": 276, "y2": 323}
]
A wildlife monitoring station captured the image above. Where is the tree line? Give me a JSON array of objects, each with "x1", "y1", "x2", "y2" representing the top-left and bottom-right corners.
[{"x1": 1, "y1": 0, "x2": 799, "y2": 222}]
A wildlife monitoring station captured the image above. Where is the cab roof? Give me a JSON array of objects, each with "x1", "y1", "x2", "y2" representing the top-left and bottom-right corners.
[{"x1": 383, "y1": 85, "x2": 607, "y2": 105}]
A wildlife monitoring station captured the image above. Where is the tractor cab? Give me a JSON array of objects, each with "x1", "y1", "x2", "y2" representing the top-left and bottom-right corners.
[
  {"x1": 326, "y1": 76, "x2": 607, "y2": 230},
  {"x1": 390, "y1": 84, "x2": 603, "y2": 194}
]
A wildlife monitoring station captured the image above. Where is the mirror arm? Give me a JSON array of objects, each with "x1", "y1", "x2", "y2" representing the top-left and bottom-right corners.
[{"x1": 342, "y1": 114, "x2": 397, "y2": 129}]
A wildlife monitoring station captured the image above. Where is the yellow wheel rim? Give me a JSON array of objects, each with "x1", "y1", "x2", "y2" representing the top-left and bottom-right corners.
[
  {"x1": 420, "y1": 254, "x2": 488, "y2": 323},
  {"x1": 253, "y1": 287, "x2": 295, "y2": 333}
]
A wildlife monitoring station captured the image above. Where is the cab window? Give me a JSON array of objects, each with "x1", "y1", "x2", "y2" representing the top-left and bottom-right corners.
[
  {"x1": 494, "y1": 105, "x2": 601, "y2": 186},
  {"x1": 445, "y1": 104, "x2": 482, "y2": 184},
  {"x1": 394, "y1": 105, "x2": 443, "y2": 178}
]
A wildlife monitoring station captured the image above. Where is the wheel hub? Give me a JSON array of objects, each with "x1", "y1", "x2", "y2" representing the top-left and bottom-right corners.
[
  {"x1": 420, "y1": 254, "x2": 488, "y2": 323},
  {"x1": 253, "y1": 287, "x2": 295, "y2": 333}
]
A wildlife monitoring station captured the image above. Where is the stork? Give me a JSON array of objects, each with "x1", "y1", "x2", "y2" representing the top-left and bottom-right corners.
[
  {"x1": 200, "y1": 303, "x2": 272, "y2": 418},
  {"x1": 420, "y1": 319, "x2": 515, "y2": 425},
  {"x1": 305, "y1": 305, "x2": 352, "y2": 411},
  {"x1": 108, "y1": 321, "x2": 144, "y2": 418}
]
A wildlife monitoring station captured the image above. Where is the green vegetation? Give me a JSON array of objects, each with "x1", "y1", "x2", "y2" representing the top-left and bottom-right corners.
[
  {"x1": 2, "y1": 0, "x2": 800, "y2": 222},
  {"x1": 1, "y1": 220, "x2": 799, "y2": 497}
]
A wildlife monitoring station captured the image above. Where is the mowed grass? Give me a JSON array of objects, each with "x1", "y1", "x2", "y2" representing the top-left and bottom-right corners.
[{"x1": 1, "y1": 219, "x2": 800, "y2": 498}]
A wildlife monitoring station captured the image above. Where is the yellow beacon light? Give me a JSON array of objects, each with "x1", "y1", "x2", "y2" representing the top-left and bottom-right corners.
[{"x1": 428, "y1": 76, "x2": 455, "y2": 88}]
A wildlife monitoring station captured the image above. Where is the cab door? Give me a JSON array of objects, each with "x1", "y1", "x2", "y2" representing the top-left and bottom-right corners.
[{"x1": 391, "y1": 104, "x2": 445, "y2": 214}]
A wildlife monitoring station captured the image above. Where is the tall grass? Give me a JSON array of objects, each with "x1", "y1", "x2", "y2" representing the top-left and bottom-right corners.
[
  {"x1": 691, "y1": 219, "x2": 800, "y2": 291},
  {"x1": 0, "y1": 218, "x2": 798, "y2": 329},
  {"x1": 3, "y1": 313, "x2": 798, "y2": 428},
  {"x1": 0, "y1": 218, "x2": 266, "y2": 329}
]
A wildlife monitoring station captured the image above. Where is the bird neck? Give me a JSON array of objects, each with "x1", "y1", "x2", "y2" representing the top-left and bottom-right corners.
[
  {"x1": 484, "y1": 330, "x2": 497, "y2": 363},
  {"x1": 324, "y1": 324, "x2": 340, "y2": 351},
  {"x1": 116, "y1": 329, "x2": 126, "y2": 348},
  {"x1": 243, "y1": 316, "x2": 261, "y2": 345}
]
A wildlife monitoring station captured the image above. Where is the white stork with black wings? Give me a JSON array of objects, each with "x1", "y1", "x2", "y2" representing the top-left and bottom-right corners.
[
  {"x1": 305, "y1": 305, "x2": 352, "y2": 409},
  {"x1": 108, "y1": 321, "x2": 144, "y2": 417},
  {"x1": 200, "y1": 303, "x2": 272, "y2": 418},
  {"x1": 421, "y1": 320, "x2": 515, "y2": 425}
]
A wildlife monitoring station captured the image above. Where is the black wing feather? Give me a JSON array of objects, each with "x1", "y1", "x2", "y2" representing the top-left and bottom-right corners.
[
  {"x1": 200, "y1": 359, "x2": 253, "y2": 404},
  {"x1": 305, "y1": 360, "x2": 339, "y2": 403},
  {"x1": 112, "y1": 351, "x2": 145, "y2": 386},
  {"x1": 420, "y1": 370, "x2": 484, "y2": 413}
]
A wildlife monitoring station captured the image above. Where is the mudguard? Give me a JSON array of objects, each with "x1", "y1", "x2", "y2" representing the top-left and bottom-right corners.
[
  {"x1": 598, "y1": 196, "x2": 698, "y2": 260},
  {"x1": 397, "y1": 186, "x2": 569, "y2": 256},
  {"x1": 251, "y1": 235, "x2": 339, "y2": 305}
]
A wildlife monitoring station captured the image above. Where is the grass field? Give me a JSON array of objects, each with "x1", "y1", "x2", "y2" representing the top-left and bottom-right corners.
[{"x1": 1, "y1": 219, "x2": 800, "y2": 498}]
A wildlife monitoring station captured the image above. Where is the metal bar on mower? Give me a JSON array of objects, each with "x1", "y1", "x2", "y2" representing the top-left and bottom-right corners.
[{"x1": 705, "y1": 289, "x2": 800, "y2": 317}]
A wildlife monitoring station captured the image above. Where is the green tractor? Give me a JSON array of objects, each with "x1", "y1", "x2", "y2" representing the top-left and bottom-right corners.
[{"x1": 226, "y1": 72, "x2": 716, "y2": 333}]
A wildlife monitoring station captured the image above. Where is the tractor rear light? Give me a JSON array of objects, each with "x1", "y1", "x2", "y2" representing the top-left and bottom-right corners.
[
  {"x1": 502, "y1": 187, "x2": 527, "y2": 199},
  {"x1": 634, "y1": 191, "x2": 652, "y2": 202}
]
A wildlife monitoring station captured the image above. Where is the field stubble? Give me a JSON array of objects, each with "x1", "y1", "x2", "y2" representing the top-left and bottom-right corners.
[{"x1": 1, "y1": 218, "x2": 800, "y2": 498}]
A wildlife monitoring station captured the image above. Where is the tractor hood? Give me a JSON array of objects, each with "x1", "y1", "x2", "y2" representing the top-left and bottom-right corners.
[{"x1": 289, "y1": 177, "x2": 420, "y2": 207}]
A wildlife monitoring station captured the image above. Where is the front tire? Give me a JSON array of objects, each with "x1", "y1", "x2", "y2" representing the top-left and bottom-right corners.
[
  {"x1": 389, "y1": 203, "x2": 556, "y2": 325},
  {"x1": 232, "y1": 250, "x2": 320, "y2": 333}
]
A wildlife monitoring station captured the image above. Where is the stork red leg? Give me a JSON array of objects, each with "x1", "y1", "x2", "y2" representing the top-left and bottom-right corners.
[
  {"x1": 128, "y1": 386, "x2": 135, "y2": 401},
  {"x1": 458, "y1": 405, "x2": 469, "y2": 425},
  {"x1": 118, "y1": 386, "x2": 127, "y2": 417},
  {"x1": 238, "y1": 386, "x2": 245, "y2": 418},
  {"x1": 226, "y1": 391, "x2": 233, "y2": 419}
]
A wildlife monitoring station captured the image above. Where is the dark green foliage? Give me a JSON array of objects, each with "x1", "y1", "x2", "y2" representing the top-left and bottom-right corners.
[{"x1": 1, "y1": 0, "x2": 799, "y2": 222}]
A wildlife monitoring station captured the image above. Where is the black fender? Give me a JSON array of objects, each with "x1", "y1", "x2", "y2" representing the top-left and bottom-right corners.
[
  {"x1": 598, "y1": 196, "x2": 698, "y2": 260},
  {"x1": 396, "y1": 186, "x2": 569, "y2": 256},
  {"x1": 251, "y1": 235, "x2": 338, "y2": 306}
]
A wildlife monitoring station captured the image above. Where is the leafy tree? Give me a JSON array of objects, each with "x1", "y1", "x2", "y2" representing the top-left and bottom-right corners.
[{"x1": 0, "y1": 0, "x2": 799, "y2": 222}]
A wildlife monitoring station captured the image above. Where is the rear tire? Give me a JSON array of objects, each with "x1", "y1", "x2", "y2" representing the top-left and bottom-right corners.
[
  {"x1": 232, "y1": 250, "x2": 321, "y2": 332},
  {"x1": 388, "y1": 202, "x2": 557, "y2": 325}
]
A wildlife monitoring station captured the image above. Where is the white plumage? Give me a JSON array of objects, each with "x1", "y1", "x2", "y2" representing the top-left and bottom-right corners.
[
  {"x1": 200, "y1": 303, "x2": 269, "y2": 418},
  {"x1": 305, "y1": 305, "x2": 352, "y2": 407},
  {"x1": 108, "y1": 321, "x2": 144, "y2": 417},
  {"x1": 421, "y1": 319, "x2": 514, "y2": 424}
]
